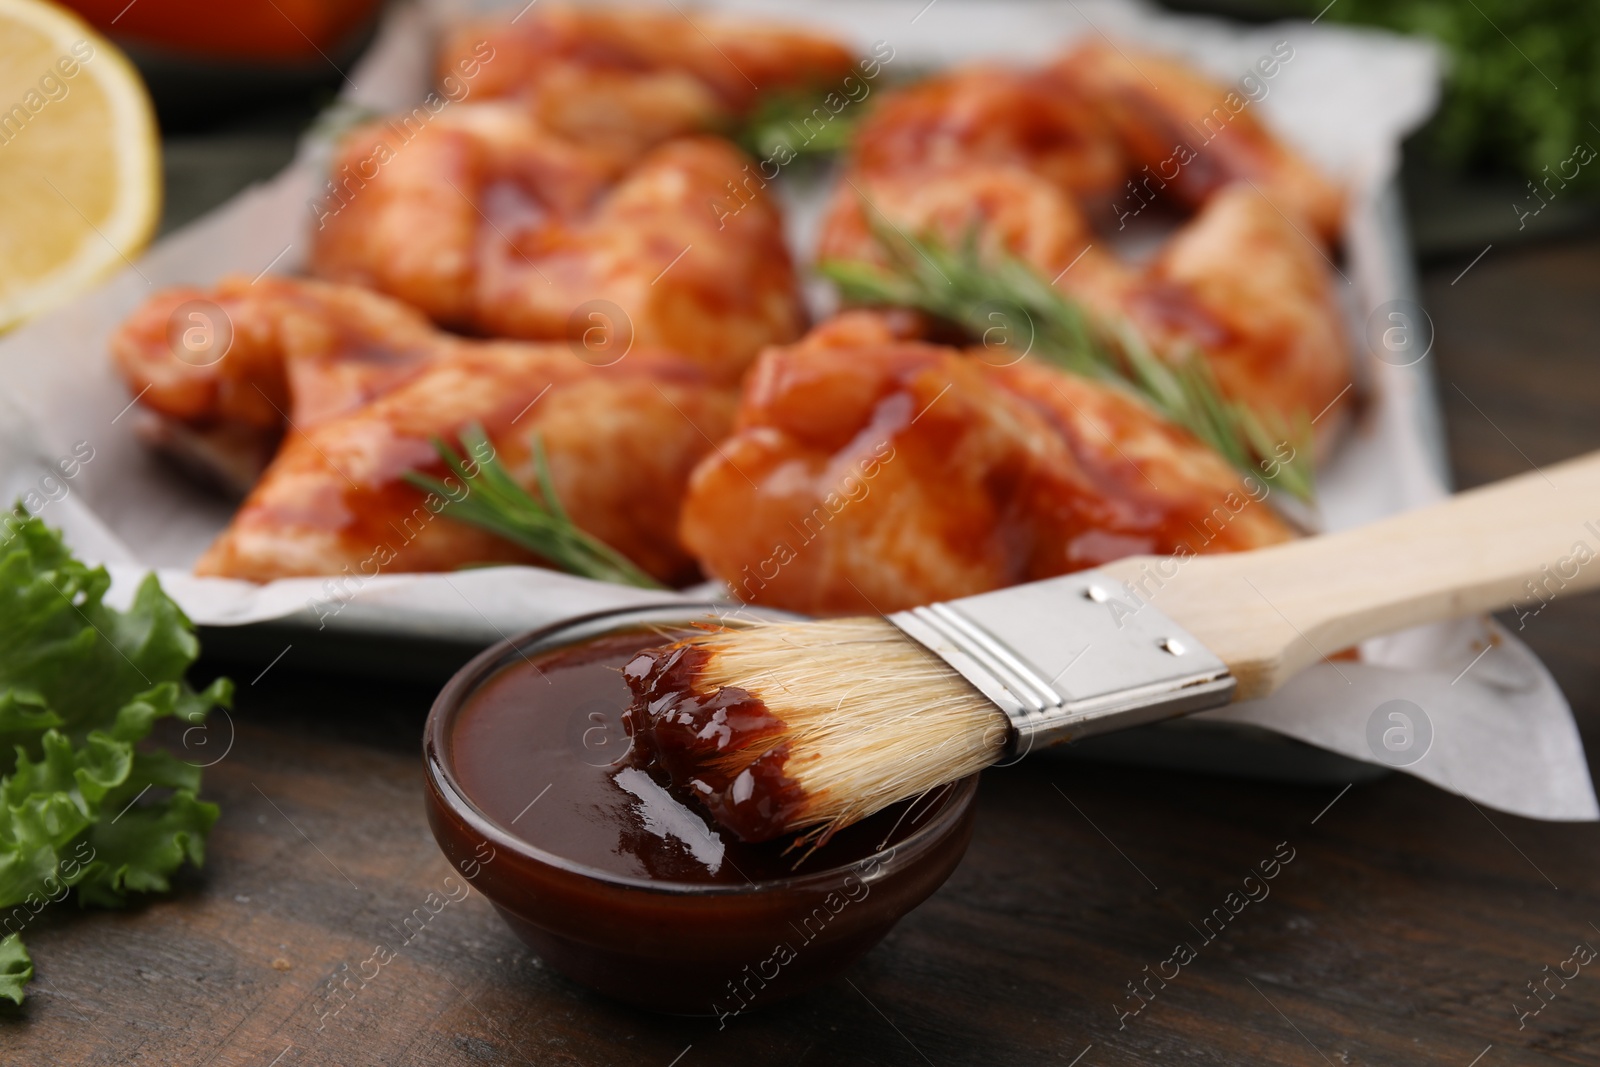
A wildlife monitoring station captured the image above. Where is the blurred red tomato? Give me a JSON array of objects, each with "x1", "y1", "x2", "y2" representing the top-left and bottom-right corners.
[{"x1": 62, "y1": 0, "x2": 382, "y2": 61}]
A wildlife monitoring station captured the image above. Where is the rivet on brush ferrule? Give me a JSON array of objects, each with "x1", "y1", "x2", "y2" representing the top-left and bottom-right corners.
[{"x1": 888, "y1": 569, "x2": 1237, "y2": 757}]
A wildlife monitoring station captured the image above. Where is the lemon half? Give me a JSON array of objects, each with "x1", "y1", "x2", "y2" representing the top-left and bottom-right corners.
[{"x1": 0, "y1": 0, "x2": 160, "y2": 332}]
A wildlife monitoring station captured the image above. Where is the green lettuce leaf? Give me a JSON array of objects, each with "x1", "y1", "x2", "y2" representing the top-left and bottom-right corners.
[
  {"x1": 0, "y1": 508, "x2": 231, "y2": 1002},
  {"x1": 76, "y1": 789, "x2": 218, "y2": 908},
  {"x1": 0, "y1": 933, "x2": 32, "y2": 1006}
]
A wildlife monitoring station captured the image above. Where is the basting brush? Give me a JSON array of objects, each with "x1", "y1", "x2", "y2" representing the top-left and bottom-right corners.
[{"x1": 623, "y1": 451, "x2": 1600, "y2": 844}]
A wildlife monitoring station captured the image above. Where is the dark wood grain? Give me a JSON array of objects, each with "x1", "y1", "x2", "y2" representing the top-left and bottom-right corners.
[{"x1": 6, "y1": 242, "x2": 1600, "y2": 1067}]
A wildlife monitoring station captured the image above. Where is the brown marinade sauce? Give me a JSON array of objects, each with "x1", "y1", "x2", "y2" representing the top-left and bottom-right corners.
[
  {"x1": 449, "y1": 628, "x2": 925, "y2": 885},
  {"x1": 620, "y1": 640, "x2": 808, "y2": 843}
]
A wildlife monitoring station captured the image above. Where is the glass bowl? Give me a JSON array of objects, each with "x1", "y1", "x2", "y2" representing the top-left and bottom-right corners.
[{"x1": 423, "y1": 603, "x2": 980, "y2": 1014}]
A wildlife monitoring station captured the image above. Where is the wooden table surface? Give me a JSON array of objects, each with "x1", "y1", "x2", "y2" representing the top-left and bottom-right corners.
[{"x1": 8, "y1": 199, "x2": 1600, "y2": 1066}]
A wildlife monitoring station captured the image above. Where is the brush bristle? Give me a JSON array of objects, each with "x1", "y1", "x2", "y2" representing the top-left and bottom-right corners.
[{"x1": 627, "y1": 616, "x2": 1007, "y2": 843}]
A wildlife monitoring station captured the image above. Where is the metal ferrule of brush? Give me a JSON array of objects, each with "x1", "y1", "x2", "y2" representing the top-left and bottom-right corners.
[{"x1": 887, "y1": 569, "x2": 1237, "y2": 759}]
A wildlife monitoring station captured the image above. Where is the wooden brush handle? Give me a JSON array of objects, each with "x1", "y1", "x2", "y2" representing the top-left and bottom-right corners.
[{"x1": 1099, "y1": 450, "x2": 1600, "y2": 700}]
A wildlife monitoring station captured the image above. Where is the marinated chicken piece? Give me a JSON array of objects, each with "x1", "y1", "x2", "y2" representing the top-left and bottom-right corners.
[
  {"x1": 308, "y1": 102, "x2": 618, "y2": 324},
  {"x1": 847, "y1": 64, "x2": 1125, "y2": 199},
  {"x1": 473, "y1": 136, "x2": 801, "y2": 371},
  {"x1": 493, "y1": 62, "x2": 724, "y2": 168},
  {"x1": 438, "y1": 4, "x2": 857, "y2": 142},
  {"x1": 820, "y1": 165, "x2": 1349, "y2": 435},
  {"x1": 1121, "y1": 184, "x2": 1352, "y2": 441},
  {"x1": 195, "y1": 344, "x2": 734, "y2": 586},
  {"x1": 817, "y1": 43, "x2": 1350, "y2": 433},
  {"x1": 817, "y1": 163, "x2": 1137, "y2": 315},
  {"x1": 1054, "y1": 41, "x2": 1344, "y2": 242},
  {"x1": 310, "y1": 109, "x2": 802, "y2": 381},
  {"x1": 679, "y1": 313, "x2": 1294, "y2": 615},
  {"x1": 110, "y1": 275, "x2": 444, "y2": 492},
  {"x1": 816, "y1": 62, "x2": 1131, "y2": 301}
]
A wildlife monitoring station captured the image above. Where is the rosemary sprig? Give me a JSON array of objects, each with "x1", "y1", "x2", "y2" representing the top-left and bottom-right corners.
[
  {"x1": 818, "y1": 222, "x2": 1318, "y2": 502},
  {"x1": 404, "y1": 423, "x2": 664, "y2": 589}
]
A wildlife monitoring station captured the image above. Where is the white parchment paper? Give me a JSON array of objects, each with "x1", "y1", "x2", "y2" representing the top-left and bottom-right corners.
[{"x1": 1, "y1": 0, "x2": 1592, "y2": 821}]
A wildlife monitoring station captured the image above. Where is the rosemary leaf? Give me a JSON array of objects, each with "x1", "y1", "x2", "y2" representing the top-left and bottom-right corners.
[
  {"x1": 818, "y1": 219, "x2": 1318, "y2": 503},
  {"x1": 404, "y1": 423, "x2": 664, "y2": 589}
]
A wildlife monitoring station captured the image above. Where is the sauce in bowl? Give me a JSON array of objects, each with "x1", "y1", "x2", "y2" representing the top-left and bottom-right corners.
[
  {"x1": 453, "y1": 627, "x2": 945, "y2": 882},
  {"x1": 425, "y1": 605, "x2": 979, "y2": 1014}
]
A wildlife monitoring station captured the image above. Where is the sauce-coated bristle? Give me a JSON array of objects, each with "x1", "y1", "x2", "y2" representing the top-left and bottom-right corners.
[{"x1": 694, "y1": 616, "x2": 1007, "y2": 840}]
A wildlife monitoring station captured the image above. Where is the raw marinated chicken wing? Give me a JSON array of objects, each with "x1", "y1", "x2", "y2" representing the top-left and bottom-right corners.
[
  {"x1": 195, "y1": 344, "x2": 734, "y2": 586},
  {"x1": 438, "y1": 3, "x2": 857, "y2": 150},
  {"x1": 820, "y1": 167, "x2": 1349, "y2": 435},
  {"x1": 818, "y1": 164, "x2": 1137, "y2": 316},
  {"x1": 311, "y1": 108, "x2": 802, "y2": 381},
  {"x1": 1121, "y1": 184, "x2": 1352, "y2": 441},
  {"x1": 1054, "y1": 41, "x2": 1344, "y2": 242},
  {"x1": 114, "y1": 270, "x2": 737, "y2": 584},
  {"x1": 816, "y1": 44, "x2": 1351, "y2": 435},
  {"x1": 679, "y1": 313, "x2": 1294, "y2": 615},
  {"x1": 110, "y1": 275, "x2": 444, "y2": 492},
  {"x1": 847, "y1": 65, "x2": 1125, "y2": 199}
]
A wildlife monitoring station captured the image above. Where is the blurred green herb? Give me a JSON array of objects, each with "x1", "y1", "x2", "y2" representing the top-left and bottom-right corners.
[
  {"x1": 406, "y1": 423, "x2": 664, "y2": 589},
  {"x1": 734, "y1": 86, "x2": 871, "y2": 163},
  {"x1": 1327, "y1": 0, "x2": 1600, "y2": 190},
  {"x1": 307, "y1": 100, "x2": 385, "y2": 150},
  {"x1": 820, "y1": 220, "x2": 1317, "y2": 502},
  {"x1": 0, "y1": 508, "x2": 231, "y2": 1003}
]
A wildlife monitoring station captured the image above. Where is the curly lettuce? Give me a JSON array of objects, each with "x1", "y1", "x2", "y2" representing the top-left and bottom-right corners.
[{"x1": 0, "y1": 508, "x2": 231, "y2": 1004}]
